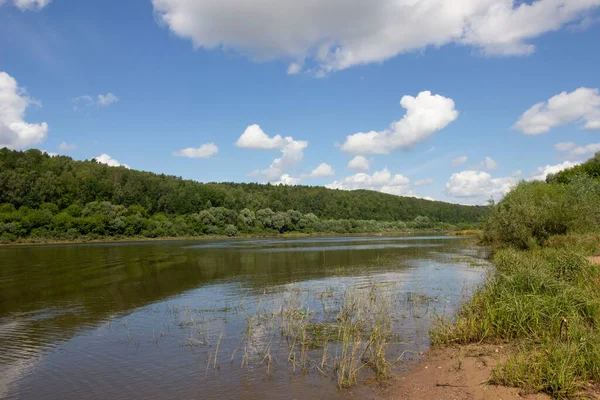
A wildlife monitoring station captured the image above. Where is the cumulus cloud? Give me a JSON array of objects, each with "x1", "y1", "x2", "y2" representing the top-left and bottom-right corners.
[
  {"x1": 445, "y1": 170, "x2": 518, "y2": 203},
  {"x1": 94, "y1": 154, "x2": 130, "y2": 169},
  {"x1": 41, "y1": 149, "x2": 57, "y2": 157},
  {"x1": 554, "y1": 142, "x2": 600, "y2": 160},
  {"x1": 1, "y1": 0, "x2": 51, "y2": 11},
  {"x1": 97, "y1": 93, "x2": 119, "y2": 106},
  {"x1": 347, "y1": 155, "x2": 370, "y2": 171},
  {"x1": 514, "y1": 87, "x2": 600, "y2": 134},
  {"x1": 273, "y1": 174, "x2": 302, "y2": 186},
  {"x1": 340, "y1": 91, "x2": 458, "y2": 155},
  {"x1": 310, "y1": 162, "x2": 335, "y2": 178},
  {"x1": 172, "y1": 143, "x2": 219, "y2": 158},
  {"x1": 151, "y1": 0, "x2": 599, "y2": 74},
  {"x1": 0, "y1": 71, "x2": 48, "y2": 150},
  {"x1": 452, "y1": 155, "x2": 468, "y2": 167},
  {"x1": 484, "y1": 156, "x2": 498, "y2": 170},
  {"x1": 74, "y1": 93, "x2": 119, "y2": 110},
  {"x1": 326, "y1": 168, "x2": 414, "y2": 196},
  {"x1": 58, "y1": 141, "x2": 76, "y2": 151},
  {"x1": 530, "y1": 161, "x2": 580, "y2": 181},
  {"x1": 287, "y1": 62, "x2": 302, "y2": 75},
  {"x1": 236, "y1": 124, "x2": 308, "y2": 181},
  {"x1": 554, "y1": 142, "x2": 577, "y2": 152},
  {"x1": 414, "y1": 178, "x2": 434, "y2": 186}
]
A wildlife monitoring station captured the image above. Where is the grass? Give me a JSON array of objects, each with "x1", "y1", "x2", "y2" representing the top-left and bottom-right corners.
[
  {"x1": 234, "y1": 283, "x2": 396, "y2": 388},
  {"x1": 431, "y1": 233, "x2": 600, "y2": 398}
]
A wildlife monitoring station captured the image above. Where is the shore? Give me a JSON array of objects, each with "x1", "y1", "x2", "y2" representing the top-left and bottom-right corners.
[
  {"x1": 381, "y1": 344, "x2": 551, "y2": 400},
  {"x1": 382, "y1": 234, "x2": 600, "y2": 400},
  {"x1": 0, "y1": 229, "x2": 473, "y2": 247}
]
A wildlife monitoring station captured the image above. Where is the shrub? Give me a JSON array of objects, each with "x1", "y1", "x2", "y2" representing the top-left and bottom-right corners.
[
  {"x1": 482, "y1": 175, "x2": 600, "y2": 249},
  {"x1": 224, "y1": 224, "x2": 238, "y2": 237}
]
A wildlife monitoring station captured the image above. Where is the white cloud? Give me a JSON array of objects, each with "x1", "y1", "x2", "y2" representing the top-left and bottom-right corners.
[
  {"x1": 514, "y1": 87, "x2": 600, "y2": 134},
  {"x1": 236, "y1": 124, "x2": 308, "y2": 181},
  {"x1": 484, "y1": 156, "x2": 498, "y2": 170},
  {"x1": 326, "y1": 168, "x2": 414, "y2": 197},
  {"x1": 273, "y1": 174, "x2": 302, "y2": 186},
  {"x1": 310, "y1": 162, "x2": 335, "y2": 178},
  {"x1": 0, "y1": 71, "x2": 48, "y2": 150},
  {"x1": 452, "y1": 155, "x2": 468, "y2": 167},
  {"x1": 58, "y1": 141, "x2": 76, "y2": 151},
  {"x1": 445, "y1": 170, "x2": 518, "y2": 203},
  {"x1": 94, "y1": 154, "x2": 130, "y2": 169},
  {"x1": 414, "y1": 178, "x2": 434, "y2": 186},
  {"x1": 554, "y1": 141, "x2": 600, "y2": 160},
  {"x1": 151, "y1": 0, "x2": 599, "y2": 74},
  {"x1": 2, "y1": 0, "x2": 51, "y2": 11},
  {"x1": 340, "y1": 91, "x2": 458, "y2": 155},
  {"x1": 74, "y1": 93, "x2": 119, "y2": 110},
  {"x1": 554, "y1": 142, "x2": 577, "y2": 152},
  {"x1": 172, "y1": 143, "x2": 219, "y2": 158},
  {"x1": 347, "y1": 155, "x2": 370, "y2": 171},
  {"x1": 41, "y1": 149, "x2": 57, "y2": 157},
  {"x1": 97, "y1": 93, "x2": 119, "y2": 106},
  {"x1": 530, "y1": 161, "x2": 579, "y2": 181},
  {"x1": 287, "y1": 62, "x2": 302, "y2": 75}
]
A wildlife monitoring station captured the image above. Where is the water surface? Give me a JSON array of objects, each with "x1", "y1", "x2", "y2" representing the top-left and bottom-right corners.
[{"x1": 0, "y1": 234, "x2": 488, "y2": 399}]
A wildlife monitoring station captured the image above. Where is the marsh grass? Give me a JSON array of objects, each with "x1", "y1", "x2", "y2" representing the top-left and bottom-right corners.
[
  {"x1": 431, "y1": 234, "x2": 600, "y2": 398},
  {"x1": 232, "y1": 283, "x2": 397, "y2": 388}
]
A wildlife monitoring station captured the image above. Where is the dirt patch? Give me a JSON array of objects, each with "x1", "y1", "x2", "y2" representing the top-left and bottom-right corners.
[
  {"x1": 380, "y1": 344, "x2": 550, "y2": 400},
  {"x1": 588, "y1": 256, "x2": 600, "y2": 265}
]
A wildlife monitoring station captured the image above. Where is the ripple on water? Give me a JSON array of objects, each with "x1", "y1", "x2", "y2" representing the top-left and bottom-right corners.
[{"x1": 0, "y1": 235, "x2": 487, "y2": 399}]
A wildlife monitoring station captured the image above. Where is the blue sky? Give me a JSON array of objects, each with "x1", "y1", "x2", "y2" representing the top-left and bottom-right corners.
[{"x1": 1, "y1": 0, "x2": 599, "y2": 204}]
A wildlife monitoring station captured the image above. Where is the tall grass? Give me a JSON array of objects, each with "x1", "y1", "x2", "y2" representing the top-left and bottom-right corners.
[
  {"x1": 433, "y1": 157, "x2": 600, "y2": 397},
  {"x1": 433, "y1": 233, "x2": 600, "y2": 398},
  {"x1": 238, "y1": 283, "x2": 395, "y2": 388}
]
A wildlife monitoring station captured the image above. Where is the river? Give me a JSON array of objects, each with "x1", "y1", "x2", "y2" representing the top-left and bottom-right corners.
[{"x1": 0, "y1": 234, "x2": 488, "y2": 399}]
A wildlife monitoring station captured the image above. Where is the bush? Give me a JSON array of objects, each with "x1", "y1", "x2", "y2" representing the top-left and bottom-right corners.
[
  {"x1": 224, "y1": 224, "x2": 238, "y2": 237},
  {"x1": 482, "y1": 174, "x2": 600, "y2": 249}
]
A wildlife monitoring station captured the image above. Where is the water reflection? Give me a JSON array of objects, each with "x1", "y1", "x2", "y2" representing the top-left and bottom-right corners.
[{"x1": 0, "y1": 234, "x2": 487, "y2": 399}]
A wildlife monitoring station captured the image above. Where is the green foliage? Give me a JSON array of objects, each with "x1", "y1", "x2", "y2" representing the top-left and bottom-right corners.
[
  {"x1": 433, "y1": 153, "x2": 600, "y2": 398},
  {"x1": 0, "y1": 199, "x2": 452, "y2": 241},
  {"x1": 223, "y1": 224, "x2": 238, "y2": 237},
  {"x1": 482, "y1": 161, "x2": 600, "y2": 249},
  {"x1": 547, "y1": 152, "x2": 600, "y2": 184},
  {"x1": 0, "y1": 148, "x2": 488, "y2": 241},
  {"x1": 0, "y1": 148, "x2": 487, "y2": 224}
]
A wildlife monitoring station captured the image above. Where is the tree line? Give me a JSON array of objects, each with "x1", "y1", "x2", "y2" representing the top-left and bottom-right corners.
[{"x1": 0, "y1": 148, "x2": 488, "y2": 241}]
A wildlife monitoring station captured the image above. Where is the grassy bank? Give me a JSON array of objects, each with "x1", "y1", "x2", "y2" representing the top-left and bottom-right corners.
[
  {"x1": 429, "y1": 154, "x2": 600, "y2": 398},
  {"x1": 430, "y1": 154, "x2": 600, "y2": 398},
  {"x1": 432, "y1": 234, "x2": 600, "y2": 398}
]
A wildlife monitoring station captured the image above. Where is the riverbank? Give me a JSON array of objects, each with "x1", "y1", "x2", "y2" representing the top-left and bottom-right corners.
[
  {"x1": 0, "y1": 229, "x2": 463, "y2": 246},
  {"x1": 400, "y1": 233, "x2": 600, "y2": 399},
  {"x1": 382, "y1": 344, "x2": 551, "y2": 399}
]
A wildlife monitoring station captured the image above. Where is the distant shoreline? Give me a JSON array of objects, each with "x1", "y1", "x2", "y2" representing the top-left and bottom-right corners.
[{"x1": 0, "y1": 229, "x2": 478, "y2": 247}]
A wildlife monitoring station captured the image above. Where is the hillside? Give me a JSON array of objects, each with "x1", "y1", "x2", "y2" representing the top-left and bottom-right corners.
[
  {"x1": 0, "y1": 148, "x2": 487, "y2": 223},
  {"x1": 0, "y1": 148, "x2": 490, "y2": 242}
]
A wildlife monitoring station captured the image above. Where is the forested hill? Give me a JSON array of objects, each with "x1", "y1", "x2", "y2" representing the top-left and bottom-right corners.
[{"x1": 0, "y1": 148, "x2": 487, "y2": 223}]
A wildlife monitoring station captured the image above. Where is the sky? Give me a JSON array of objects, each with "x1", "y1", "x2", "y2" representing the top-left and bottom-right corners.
[{"x1": 1, "y1": 0, "x2": 599, "y2": 205}]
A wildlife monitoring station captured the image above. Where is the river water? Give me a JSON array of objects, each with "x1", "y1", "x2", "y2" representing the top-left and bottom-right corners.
[{"x1": 0, "y1": 235, "x2": 488, "y2": 399}]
